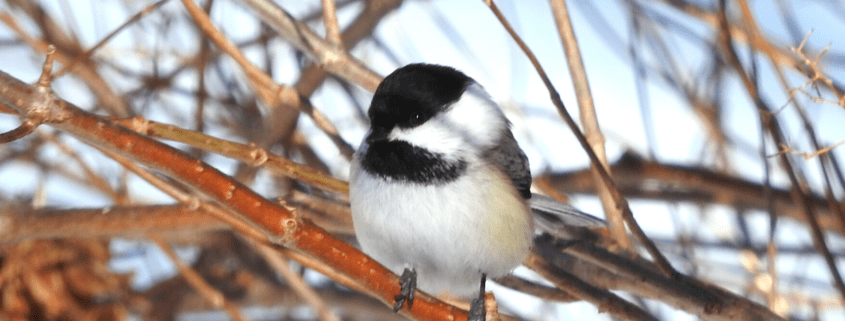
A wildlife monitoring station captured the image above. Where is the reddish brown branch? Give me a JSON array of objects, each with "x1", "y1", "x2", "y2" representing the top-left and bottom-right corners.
[
  {"x1": 0, "y1": 120, "x2": 37, "y2": 143},
  {"x1": 0, "y1": 67, "x2": 469, "y2": 321}
]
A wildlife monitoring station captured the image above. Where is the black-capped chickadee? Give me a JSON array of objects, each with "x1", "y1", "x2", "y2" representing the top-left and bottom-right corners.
[{"x1": 350, "y1": 63, "x2": 603, "y2": 320}]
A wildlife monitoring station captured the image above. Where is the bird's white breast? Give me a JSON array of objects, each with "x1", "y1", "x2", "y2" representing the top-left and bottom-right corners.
[{"x1": 349, "y1": 156, "x2": 533, "y2": 297}]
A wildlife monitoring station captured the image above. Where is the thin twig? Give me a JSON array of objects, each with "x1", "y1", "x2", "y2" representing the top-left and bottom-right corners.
[
  {"x1": 179, "y1": 0, "x2": 355, "y2": 159},
  {"x1": 111, "y1": 116, "x2": 349, "y2": 194},
  {"x1": 0, "y1": 120, "x2": 37, "y2": 143},
  {"x1": 525, "y1": 252, "x2": 658, "y2": 321},
  {"x1": 150, "y1": 235, "x2": 249, "y2": 321},
  {"x1": 237, "y1": 0, "x2": 381, "y2": 91},
  {"x1": 52, "y1": 0, "x2": 171, "y2": 78},
  {"x1": 481, "y1": 0, "x2": 678, "y2": 277},
  {"x1": 720, "y1": 0, "x2": 845, "y2": 301},
  {"x1": 0, "y1": 4, "x2": 129, "y2": 117},
  {"x1": 791, "y1": 32, "x2": 844, "y2": 107},
  {"x1": 247, "y1": 239, "x2": 342, "y2": 321},
  {"x1": 321, "y1": 0, "x2": 343, "y2": 47},
  {"x1": 548, "y1": 0, "x2": 629, "y2": 248},
  {"x1": 96, "y1": 147, "x2": 270, "y2": 242},
  {"x1": 38, "y1": 132, "x2": 119, "y2": 200}
]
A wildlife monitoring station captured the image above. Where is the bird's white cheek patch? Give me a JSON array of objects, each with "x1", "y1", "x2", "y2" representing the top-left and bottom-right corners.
[
  {"x1": 443, "y1": 84, "x2": 508, "y2": 147},
  {"x1": 390, "y1": 120, "x2": 467, "y2": 158},
  {"x1": 383, "y1": 83, "x2": 509, "y2": 161}
]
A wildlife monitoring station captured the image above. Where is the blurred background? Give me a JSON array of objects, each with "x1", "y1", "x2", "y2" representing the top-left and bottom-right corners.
[{"x1": 1, "y1": 0, "x2": 844, "y2": 320}]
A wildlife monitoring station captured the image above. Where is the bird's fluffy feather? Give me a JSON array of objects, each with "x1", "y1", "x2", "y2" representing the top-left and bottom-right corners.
[
  {"x1": 350, "y1": 154, "x2": 532, "y2": 296},
  {"x1": 351, "y1": 64, "x2": 534, "y2": 297}
]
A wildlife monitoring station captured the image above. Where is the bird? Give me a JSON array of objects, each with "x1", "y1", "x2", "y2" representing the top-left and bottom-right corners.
[{"x1": 349, "y1": 63, "x2": 602, "y2": 320}]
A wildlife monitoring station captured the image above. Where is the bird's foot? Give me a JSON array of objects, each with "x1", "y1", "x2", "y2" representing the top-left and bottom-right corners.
[
  {"x1": 393, "y1": 268, "x2": 417, "y2": 312},
  {"x1": 468, "y1": 273, "x2": 487, "y2": 321},
  {"x1": 469, "y1": 297, "x2": 486, "y2": 321}
]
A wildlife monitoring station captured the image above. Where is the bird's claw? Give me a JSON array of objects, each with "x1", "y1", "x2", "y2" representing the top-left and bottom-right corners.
[
  {"x1": 393, "y1": 268, "x2": 417, "y2": 312},
  {"x1": 468, "y1": 273, "x2": 487, "y2": 321}
]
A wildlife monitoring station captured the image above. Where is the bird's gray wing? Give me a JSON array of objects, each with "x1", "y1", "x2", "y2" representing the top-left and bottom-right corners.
[
  {"x1": 529, "y1": 194, "x2": 606, "y2": 228},
  {"x1": 485, "y1": 129, "x2": 532, "y2": 199},
  {"x1": 530, "y1": 194, "x2": 606, "y2": 240}
]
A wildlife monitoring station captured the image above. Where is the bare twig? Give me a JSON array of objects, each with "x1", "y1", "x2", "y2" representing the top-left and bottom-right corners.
[
  {"x1": 151, "y1": 235, "x2": 249, "y2": 321},
  {"x1": 111, "y1": 116, "x2": 349, "y2": 195},
  {"x1": 237, "y1": 0, "x2": 381, "y2": 91},
  {"x1": 96, "y1": 147, "x2": 269, "y2": 242},
  {"x1": 321, "y1": 0, "x2": 343, "y2": 47},
  {"x1": 525, "y1": 251, "x2": 659, "y2": 321},
  {"x1": 482, "y1": 0, "x2": 677, "y2": 277},
  {"x1": 0, "y1": 120, "x2": 37, "y2": 143},
  {"x1": 1, "y1": 1, "x2": 129, "y2": 116},
  {"x1": 52, "y1": 0, "x2": 172, "y2": 78},
  {"x1": 179, "y1": 0, "x2": 355, "y2": 159},
  {"x1": 548, "y1": 0, "x2": 629, "y2": 248},
  {"x1": 248, "y1": 239, "x2": 342, "y2": 321},
  {"x1": 719, "y1": 0, "x2": 845, "y2": 300},
  {"x1": 791, "y1": 32, "x2": 844, "y2": 107}
]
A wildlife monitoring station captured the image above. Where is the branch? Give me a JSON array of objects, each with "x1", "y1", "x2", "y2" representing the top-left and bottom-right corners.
[
  {"x1": 544, "y1": 152, "x2": 845, "y2": 236},
  {"x1": 110, "y1": 116, "x2": 349, "y2": 195},
  {"x1": 236, "y1": 0, "x2": 381, "y2": 91},
  {"x1": 0, "y1": 68, "x2": 468, "y2": 320},
  {"x1": 180, "y1": 0, "x2": 355, "y2": 159}
]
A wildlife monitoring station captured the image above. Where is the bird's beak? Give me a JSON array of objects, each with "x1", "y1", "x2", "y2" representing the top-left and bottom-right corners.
[{"x1": 365, "y1": 126, "x2": 390, "y2": 144}]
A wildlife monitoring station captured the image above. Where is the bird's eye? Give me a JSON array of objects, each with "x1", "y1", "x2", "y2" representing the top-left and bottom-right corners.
[{"x1": 409, "y1": 112, "x2": 422, "y2": 125}]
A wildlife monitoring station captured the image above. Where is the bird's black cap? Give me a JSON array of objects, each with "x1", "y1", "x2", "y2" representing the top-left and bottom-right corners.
[{"x1": 367, "y1": 64, "x2": 473, "y2": 135}]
